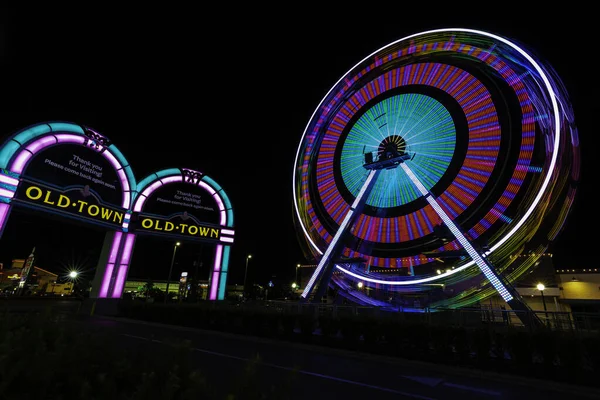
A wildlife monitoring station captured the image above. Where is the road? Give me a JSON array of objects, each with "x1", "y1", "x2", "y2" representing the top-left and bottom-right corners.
[
  {"x1": 3, "y1": 298, "x2": 599, "y2": 399},
  {"x1": 76, "y1": 316, "x2": 599, "y2": 400}
]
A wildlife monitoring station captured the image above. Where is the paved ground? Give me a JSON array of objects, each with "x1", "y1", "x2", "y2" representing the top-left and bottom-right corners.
[
  {"x1": 79, "y1": 315, "x2": 600, "y2": 400},
  {"x1": 3, "y1": 298, "x2": 599, "y2": 399}
]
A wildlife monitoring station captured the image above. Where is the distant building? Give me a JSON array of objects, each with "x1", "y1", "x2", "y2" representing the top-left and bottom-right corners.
[
  {"x1": 555, "y1": 268, "x2": 600, "y2": 313},
  {"x1": 296, "y1": 254, "x2": 600, "y2": 314},
  {"x1": 123, "y1": 279, "x2": 246, "y2": 301},
  {"x1": 123, "y1": 279, "x2": 210, "y2": 300},
  {"x1": 0, "y1": 258, "x2": 68, "y2": 295}
]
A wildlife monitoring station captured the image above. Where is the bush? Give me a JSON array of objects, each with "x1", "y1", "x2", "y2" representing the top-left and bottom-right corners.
[
  {"x1": 0, "y1": 309, "x2": 298, "y2": 399},
  {"x1": 116, "y1": 301, "x2": 600, "y2": 388}
]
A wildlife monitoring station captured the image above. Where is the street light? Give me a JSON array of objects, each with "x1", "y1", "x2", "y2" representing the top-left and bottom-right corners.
[
  {"x1": 291, "y1": 282, "x2": 297, "y2": 289},
  {"x1": 296, "y1": 263, "x2": 300, "y2": 287},
  {"x1": 537, "y1": 283, "x2": 548, "y2": 319},
  {"x1": 68, "y1": 271, "x2": 78, "y2": 295},
  {"x1": 164, "y1": 242, "x2": 181, "y2": 304},
  {"x1": 243, "y1": 254, "x2": 252, "y2": 298}
]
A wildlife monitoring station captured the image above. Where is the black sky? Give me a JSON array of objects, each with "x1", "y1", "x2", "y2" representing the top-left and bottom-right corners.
[{"x1": 0, "y1": 5, "x2": 596, "y2": 287}]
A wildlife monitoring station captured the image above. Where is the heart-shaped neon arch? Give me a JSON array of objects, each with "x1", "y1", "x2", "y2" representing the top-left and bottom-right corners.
[{"x1": 0, "y1": 121, "x2": 234, "y2": 300}]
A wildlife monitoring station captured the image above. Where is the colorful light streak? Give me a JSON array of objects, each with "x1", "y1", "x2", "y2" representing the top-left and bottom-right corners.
[{"x1": 292, "y1": 28, "x2": 579, "y2": 306}]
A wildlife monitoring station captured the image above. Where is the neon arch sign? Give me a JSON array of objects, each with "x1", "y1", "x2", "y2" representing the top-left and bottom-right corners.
[{"x1": 0, "y1": 121, "x2": 234, "y2": 301}]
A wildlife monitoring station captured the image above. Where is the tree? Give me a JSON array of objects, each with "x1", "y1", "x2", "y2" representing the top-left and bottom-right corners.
[{"x1": 139, "y1": 281, "x2": 164, "y2": 301}]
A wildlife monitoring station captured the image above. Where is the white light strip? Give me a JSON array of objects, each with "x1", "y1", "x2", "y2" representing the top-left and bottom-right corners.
[
  {"x1": 292, "y1": 27, "x2": 562, "y2": 281},
  {"x1": 0, "y1": 174, "x2": 19, "y2": 186},
  {"x1": 401, "y1": 164, "x2": 512, "y2": 301},
  {"x1": 0, "y1": 188, "x2": 15, "y2": 199},
  {"x1": 221, "y1": 229, "x2": 235, "y2": 235},
  {"x1": 220, "y1": 236, "x2": 234, "y2": 243},
  {"x1": 301, "y1": 170, "x2": 378, "y2": 298}
]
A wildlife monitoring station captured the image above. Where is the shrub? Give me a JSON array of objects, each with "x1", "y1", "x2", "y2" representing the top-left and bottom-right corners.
[{"x1": 0, "y1": 309, "x2": 299, "y2": 399}]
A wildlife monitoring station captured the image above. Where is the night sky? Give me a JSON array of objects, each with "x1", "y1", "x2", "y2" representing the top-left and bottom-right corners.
[{"x1": 0, "y1": 5, "x2": 596, "y2": 288}]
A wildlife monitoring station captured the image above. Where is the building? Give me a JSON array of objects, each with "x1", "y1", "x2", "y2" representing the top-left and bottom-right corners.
[
  {"x1": 123, "y1": 278, "x2": 248, "y2": 302},
  {"x1": 555, "y1": 268, "x2": 600, "y2": 313},
  {"x1": 0, "y1": 258, "x2": 68, "y2": 295},
  {"x1": 123, "y1": 278, "x2": 210, "y2": 300},
  {"x1": 296, "y1": 254, "x2": 600, "y2": 315}
]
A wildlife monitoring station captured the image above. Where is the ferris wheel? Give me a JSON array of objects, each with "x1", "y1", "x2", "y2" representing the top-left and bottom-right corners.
[{"x1": 292, "y1": 28, "x2": 579, "y2": 311}]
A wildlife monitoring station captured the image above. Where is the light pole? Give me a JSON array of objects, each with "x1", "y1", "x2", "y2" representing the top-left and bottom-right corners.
[
  {"x1": 537, "y1": 283, "x2": 548, "y2": 319},
  {"x1": 164, "y1": 242, "x2": 181, "y2": 304},
  {"x1": 296, "y1": 264, "x2": 300, "y2": 288},
  {"x1": 68, "y1": 271, "x2": 78, "y2": 295},
  {"x1": 243, "y1": 254, "x2": 252, "y2": 299}
]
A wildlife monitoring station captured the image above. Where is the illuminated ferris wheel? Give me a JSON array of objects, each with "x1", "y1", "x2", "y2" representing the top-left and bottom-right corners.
[{"x1": 292, "y1": 28, "x2": 579, "y2": 311}]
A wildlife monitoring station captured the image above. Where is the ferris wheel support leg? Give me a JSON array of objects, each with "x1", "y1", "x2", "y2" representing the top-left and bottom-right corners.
[
  {"x1": 400, "y1": 164, "x2": 517, "y2": 300},
  {"x1": 300, "y1": 169, "x2": 381, "y2": 303},
  {"x1": 401, "y1": 163, "x2": 543, "y2": 327}
]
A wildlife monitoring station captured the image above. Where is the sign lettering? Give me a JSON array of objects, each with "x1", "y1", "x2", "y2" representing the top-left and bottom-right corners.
[
  {"x1": 137, "y1": 215, "x2": 221, "y2": 240},
  {"x1": 14, "y1": 180, "x2": 125, "y2": 227}
]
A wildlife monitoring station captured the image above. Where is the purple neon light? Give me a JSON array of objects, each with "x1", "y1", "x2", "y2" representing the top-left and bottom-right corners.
[
  {"x1": 133, "y1": 175, "x2": 182, "y2": 212},
  {"x1": 209, "y1": 245, "x2": 223, "y2": 300},
  {"x1": 25, "y1": 135, "x2": 58, "y2": 154},
  {"x1": 199, "y1": 181, "x2": 226, "y2": 225},
  {"x1": 199, "y1": 180, "x2": 216, "y2": 196},
  {"x1": 162, "y1": 175, "x2": 182, "y2": 185},
  {"x1": 109, "y1": 231, "x2": 123, "y2": 263},
  {"x1": 0, "y1": 174, "x2": 19, "y2": 186},
  {"x1": 210, "y1": 271, "x2": 220, "y2": 300},
  {"x1": 0, "y1": 188, "x2": 14, "y2": 199},
  {"x1": 121, "y1": 177, "x2": 130, "y2": 209},
  {"x1": 112, "y1": 264, "x2": 128, "y2": 298},
  {"x1": 120, "y1": 233, "x2": 135, "y2": 265},
  {"x1": 99, "y1": 263, "x2": 115, "y2": 298},
  {"x1": 99, "y1": 232, "x2": 123, "y2": 298},
  {"x1": 0, "y1": 203, "x2": 10, "y2": 228},
  {"x1": 112, "y1": 233, "x2": 135, "y2": 298},
  {"x1": 103, "y1": 150, "x2": 131, "y2": 209},
  {"x1": 10, "y1": 146, "x2": 33, "y2": 173}
]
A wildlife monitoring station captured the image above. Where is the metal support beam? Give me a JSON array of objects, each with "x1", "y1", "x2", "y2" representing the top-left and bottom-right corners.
[{"x1": 300, "y1": 169, "x2": 381, "y2": 302}]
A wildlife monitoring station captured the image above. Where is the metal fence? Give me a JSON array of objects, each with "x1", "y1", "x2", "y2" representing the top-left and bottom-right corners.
[{"x1": 253, "y1": 301, "x2": 600, "y2": 334}]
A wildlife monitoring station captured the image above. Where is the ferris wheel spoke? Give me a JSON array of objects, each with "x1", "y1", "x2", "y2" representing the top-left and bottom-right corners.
[{"x1": 400, "y1": 163, "x2": 513, "y2": 301}]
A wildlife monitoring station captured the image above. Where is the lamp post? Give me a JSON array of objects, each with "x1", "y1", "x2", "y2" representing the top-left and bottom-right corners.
[
  {"x1": 164, "y1": 242, "x2": 181, "y2": 304},
  {"x1": 296, "y1": 264, "x2": 300, "y2": 288},
  {"x1": 243, "y1": 254, "x2": 252, "y2": 299},
  {"x1": 537, "y1": 283, "x2": 548, "y2": 319},
  {"x1": 68, "y1": 271, "x2": 78, "y2": 295}
]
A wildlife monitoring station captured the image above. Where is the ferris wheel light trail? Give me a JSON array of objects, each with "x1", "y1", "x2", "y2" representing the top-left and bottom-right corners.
[
  {"x1": 400, "y1": 163, "x2": 513, "y2": 302},
  {"x1": 292, "y1": 27, "x2": 578, "y2": 314},
  {"x1": 292, "y1": 28, "x2": 562, "y2": 271},
  {"x1": 301, "y1": 169, "x2": 380, "y2": 299}
]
